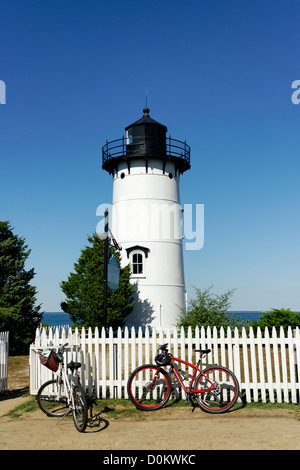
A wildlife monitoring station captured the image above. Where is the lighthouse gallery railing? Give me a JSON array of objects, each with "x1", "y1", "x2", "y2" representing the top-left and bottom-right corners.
[{"x1": 102, "y1": 135, "x2": 191, "y2": 168}]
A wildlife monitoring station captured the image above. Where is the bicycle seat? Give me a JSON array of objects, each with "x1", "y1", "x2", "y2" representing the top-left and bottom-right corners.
[
  {"x1": 67, "y1": 360, "x2": 81, "y2": 371},
  {"x1": 194, "y1": 349, "x2": 211, "y2": 354}
]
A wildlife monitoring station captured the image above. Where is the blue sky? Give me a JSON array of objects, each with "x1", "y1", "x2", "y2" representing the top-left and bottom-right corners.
[{"x1": 1, "y1": 0, "x2": 299, "y2": 312}]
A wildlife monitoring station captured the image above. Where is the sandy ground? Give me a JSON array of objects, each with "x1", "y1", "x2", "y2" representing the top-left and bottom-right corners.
[{"x1": 0, "y1": 358, "x2": 299, "y2": 452}]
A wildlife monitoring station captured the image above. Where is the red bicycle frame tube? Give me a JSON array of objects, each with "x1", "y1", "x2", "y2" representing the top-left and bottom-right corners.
[{"x1": 168, "y1": 355, "x2": 214, "y2": 395}]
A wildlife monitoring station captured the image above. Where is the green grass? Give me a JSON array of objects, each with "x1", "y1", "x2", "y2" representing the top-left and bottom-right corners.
[
  {"x1": 3, "y1": 394, "x2": 299, "y2": 420},
  {"x1": 4, "y1": 395, "x2": 39, "y2": 418},
  {"x1": 240, "y1": 401, "x2": 300, "y2": 412}
]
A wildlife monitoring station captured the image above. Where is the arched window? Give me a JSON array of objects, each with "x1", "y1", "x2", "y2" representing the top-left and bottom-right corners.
[{"x1": 125, "y1": 245, "x2": 150, "y2": 279}]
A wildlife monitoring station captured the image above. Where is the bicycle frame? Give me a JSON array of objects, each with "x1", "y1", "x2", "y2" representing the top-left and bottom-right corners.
[
  {"x1": 166, "y1": 355, "x2": 215, "y2": 396},
  {"x1": 54, "y1": 361, "x2": 79, "y2": 414}
]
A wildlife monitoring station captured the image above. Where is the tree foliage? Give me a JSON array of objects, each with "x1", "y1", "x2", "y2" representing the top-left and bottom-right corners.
[
  {"x1": 177, "y1": 286, "x2": 245, "y2": 332},
  {"x1": 60, "y1": 233, "x2": 135, "y2": 329},
  {"x1": 250, "y1": 308, "x2": 300, "y2": 334},
  {"x1": 0, "y1": 221, "x2": 42, "y2": 354}
]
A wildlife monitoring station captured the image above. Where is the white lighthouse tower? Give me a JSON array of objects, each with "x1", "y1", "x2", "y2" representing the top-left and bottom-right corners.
[{"x1": 102, "y1": 107, "x2": 191, "y2": 329}]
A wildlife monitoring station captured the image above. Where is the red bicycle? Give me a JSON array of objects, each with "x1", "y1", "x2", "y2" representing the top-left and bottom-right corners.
[{"x1": 127, "y1": 343, "x2": 239, "y2": 414}]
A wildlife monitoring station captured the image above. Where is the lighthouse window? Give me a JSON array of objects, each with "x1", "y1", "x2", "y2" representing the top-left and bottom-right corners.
[
  {"x1": 132, "y1": 253, "x2": 143, "y2": 275},
  {"x1": 126, "y1": 129, "x2": 133, "y2": 145}
]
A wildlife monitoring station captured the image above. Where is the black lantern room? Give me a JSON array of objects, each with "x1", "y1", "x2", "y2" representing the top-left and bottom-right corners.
[{"x1": 102, "y1": 107, "x2": 190, "y2": 175}]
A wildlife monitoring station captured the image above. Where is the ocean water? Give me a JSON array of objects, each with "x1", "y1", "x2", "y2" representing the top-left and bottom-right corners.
[
  {"x1": 42, "y1": 312, "x2": 73, "y2": 327},
  {"x1": 229, "y1": 311, "x2": 263, "y2": 322},
  {"x1": 42, "y1": 311, "x2": 264, "y2": 327}
]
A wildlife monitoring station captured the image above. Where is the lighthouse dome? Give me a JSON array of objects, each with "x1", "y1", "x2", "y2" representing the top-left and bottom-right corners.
[
  {"x1": 102, "y1": 108, "x2": 190, "y2": 175},
  {"x1": 125, "y1": 107, "x2": 167, "y2": 158}
]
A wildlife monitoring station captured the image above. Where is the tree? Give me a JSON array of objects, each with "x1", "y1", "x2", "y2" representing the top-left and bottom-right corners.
[
  {"x1": 250, "y1": 308, "x2": 300, "y2": 334},
  {"x1": 0, "y1": 221, "x2": 42, "y2": 355},
  {"x1": 177, "y1": 285, "x2": 245, "y2": 333},
  {"x1": 60, "y1": 233, "x2": 135, "y2": 329}
]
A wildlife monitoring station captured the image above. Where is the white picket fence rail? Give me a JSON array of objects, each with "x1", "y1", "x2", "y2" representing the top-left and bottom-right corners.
[
  {"x1": 29, "y1": 325, "x2": 300, "y2": 403},
  {"x1": 0, "y1": 331, "x2": 9, "y2": 393}
]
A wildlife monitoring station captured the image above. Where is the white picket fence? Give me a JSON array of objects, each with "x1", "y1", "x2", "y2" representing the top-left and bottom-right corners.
[
  {"x1": 0, "y1": 331, "x2": 9, "y2": 393},
  {"x1": 29, "y1": 325, "x2": 300, "y2": 404}
]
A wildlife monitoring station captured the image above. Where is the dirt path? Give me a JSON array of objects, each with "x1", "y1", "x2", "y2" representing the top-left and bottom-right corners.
[
  {"x1": 0, "y1": 392, "x2": 299, "y2": 451},
  {"x1": 0, "y1": 356, "x2": 299, "y2": 451}
]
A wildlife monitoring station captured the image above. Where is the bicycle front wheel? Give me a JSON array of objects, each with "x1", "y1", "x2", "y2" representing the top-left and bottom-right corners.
[
  {"x1": 193, "y1": 366, "x2": 239, "y2": 414},
  {"x1": 37, "y1": 379, "x2": 68, "y2": 417},
  {"x1": 72, "y1": 384, "x2": 88, "y2": 432},
  {"x1": 127, "y1": 364, "x2": 171, "y2": 411}
]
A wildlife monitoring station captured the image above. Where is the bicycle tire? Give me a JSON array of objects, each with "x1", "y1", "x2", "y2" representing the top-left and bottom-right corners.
[
  {"x1": 127, "y1": 364, "x2": 172, "y2": 411},
  {"x1": 72, "y1": 383, "x2": 88, "y2": 432},
  {"x1": 37, "y1": 379, "x2": 68, "y2": 417},
  {"x1": 193, "y1": 366, "x2": 239, "y2": 414}
]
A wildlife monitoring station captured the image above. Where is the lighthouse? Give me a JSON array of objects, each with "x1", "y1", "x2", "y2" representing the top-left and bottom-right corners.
[{"x1": 102, "y1": 107, "x2": 190, "y2": 329}]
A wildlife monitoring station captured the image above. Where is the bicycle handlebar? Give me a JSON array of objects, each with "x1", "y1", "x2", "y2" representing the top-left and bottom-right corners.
[{"x1": 55, "y1": 342, "x2": 69, "y2": 360}]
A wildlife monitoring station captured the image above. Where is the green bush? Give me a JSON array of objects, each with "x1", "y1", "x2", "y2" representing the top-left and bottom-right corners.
[
  {"x1": 177, "y1": 286, "x2": 246, "y2": 333},
  {"x1": 250, "y1": 308, "x2": 300, "y2": 334}
]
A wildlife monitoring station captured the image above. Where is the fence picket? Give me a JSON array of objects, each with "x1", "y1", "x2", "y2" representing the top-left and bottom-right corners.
[
  {"x1": 257, "y1": 327, "x2": 266, "y2": 403},
  {"x1": 94, "y1": 327, "x2": 100, "y2": 398},
  {"x1": 242, "y1": 328, "x2": 251, "y2": 401},
  {"x1": 249, "y1": 327, "x2": 258, "y2": 402},
  {"x1": 0, "y1": 331, "x2": 9, "y2": 393},
  {"x1": 272, "y1": 326, "x2": 281, "y2": 403},
  {"x1": 287, "y1": 327, "x2": 296, "y2": 403},
  {"x1": 101, "y1": 326, "x2": 107, "y2": 398},
  {"x1": 123, "y1": 326, "x2": 129, "y2": 399},
  {"x1": 279, "y1": 327, "x2": 288, "y2": 403}
]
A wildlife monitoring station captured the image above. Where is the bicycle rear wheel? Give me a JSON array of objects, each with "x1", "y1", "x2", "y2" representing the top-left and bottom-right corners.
[
  {"x1": 72, "y1": 384, "x2": 88, "y2": 432},
  {"x1": 37, "y1": 379, "x2": 68, "y2": 417},
  {"x1": 193, "y1": 366, "x2": 239, "y2": 414},
  {"x1": 127, "y1": 364, "x2": 171, "y2": 411}
]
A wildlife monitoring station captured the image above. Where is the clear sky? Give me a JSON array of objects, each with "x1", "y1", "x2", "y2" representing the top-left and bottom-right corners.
[{"x1": 1, "y1": 0, "x2": 299, "y2": 312}]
